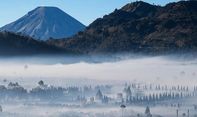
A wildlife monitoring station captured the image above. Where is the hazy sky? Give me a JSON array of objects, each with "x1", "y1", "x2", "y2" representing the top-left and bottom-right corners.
[{"x1": 0, "y1": 0, "x2": 179, "y2": 27}]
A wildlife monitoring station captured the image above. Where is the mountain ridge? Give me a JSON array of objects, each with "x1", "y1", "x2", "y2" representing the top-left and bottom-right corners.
[{"x1": 47, "y1": 0, "x2": 197, "y2": 54}]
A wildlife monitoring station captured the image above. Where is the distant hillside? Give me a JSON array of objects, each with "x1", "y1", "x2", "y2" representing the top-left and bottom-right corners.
[
  {"x1": 48, "y1": 1, "x2": 197, "y2": 54},
  {"x1": 0, "y1": 32, "x2": 67, "y2": 56},
  {"x1": 0, "y1": 7, "x2": 85, "y2": 41}
]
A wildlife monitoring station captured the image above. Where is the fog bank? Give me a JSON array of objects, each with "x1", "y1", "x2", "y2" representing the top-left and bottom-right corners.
[{"x1": 0, "y1": 55, "x2": 196, "y2": 87}]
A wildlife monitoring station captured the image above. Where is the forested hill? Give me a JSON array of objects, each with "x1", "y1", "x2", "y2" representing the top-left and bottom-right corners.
[
  {"x1": 0, "y1": 32, "x2": 67, "y2": 56},
  {"x1": 48, "y1": 1, "x2": 197, "y2": 54}
]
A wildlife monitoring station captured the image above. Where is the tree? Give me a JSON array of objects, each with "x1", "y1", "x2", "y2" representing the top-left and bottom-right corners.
[
  {"x1": 96, "y1": 89, "x2": 103, "y2": 100},
  {"x1": 0, "y1": 105, "x2": 2, "y2": 112},
  {"x1": 145, "y1": 106, "x2": 150, "y2": 115},
  {"x1": 182, "y1": 113, "x2": 186, "y2": 117},
  {"x1": 38, "y1": 80, "x2": 44, "y2": 86},
  {"x1": 120, "y1": 104, "x2": 126, "y2": 117},
  {"x1": 145, "y1": 106, "x2": 152, "y2": 117}
]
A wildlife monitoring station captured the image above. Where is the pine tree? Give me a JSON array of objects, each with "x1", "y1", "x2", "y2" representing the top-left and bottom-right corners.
[{"x1": 145, "y1": 106, "x2": 151, "y2": 115}]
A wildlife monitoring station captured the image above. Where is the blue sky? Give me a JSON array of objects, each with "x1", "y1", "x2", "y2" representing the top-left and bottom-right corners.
[{"x1": 0, "y1": 0, "x2": 179, "y2": 27}]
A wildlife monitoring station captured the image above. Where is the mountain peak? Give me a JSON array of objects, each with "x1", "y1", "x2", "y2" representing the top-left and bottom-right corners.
[
  {"x1": 32, "y1": 6, "x2": 64, "y2": 13},
  {"x1": 0, "y1": 6, "x2": 85, "y2": 40},
  {"x1": 27, "y1": 6, "x2": 68, "y2": 19},
  {"x1": 121, "y1": 1, "x2": 156, "y2": 12},
  {"x1": 36, "y1": 6, "x2": 59, "y2": 9}
]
